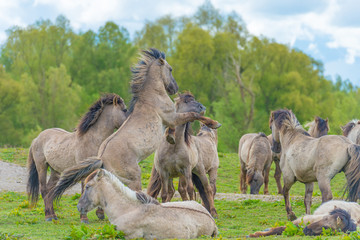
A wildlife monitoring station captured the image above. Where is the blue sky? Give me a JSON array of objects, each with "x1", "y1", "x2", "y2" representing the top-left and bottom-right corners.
[{"x1": 0, "y1": 0, "x2": 359, "y2": 85}]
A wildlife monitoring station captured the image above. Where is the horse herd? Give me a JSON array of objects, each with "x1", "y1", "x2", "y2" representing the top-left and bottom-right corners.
[{"x1": 23, "y1": 48, "x2": 360, "y2": 239}]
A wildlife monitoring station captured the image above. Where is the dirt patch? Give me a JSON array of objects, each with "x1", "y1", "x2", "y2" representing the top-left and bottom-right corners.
[{"x1": 0, "y1": 161, "x2": 81, "y2": 195}]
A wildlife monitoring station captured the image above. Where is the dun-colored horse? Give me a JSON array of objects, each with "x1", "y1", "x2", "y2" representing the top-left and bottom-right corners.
[
  {"x1": 51, "y1": 49, "x2": 221, "y2": 222},
  {"x1": 268, "y1": 116, "x2": 330, "y2": 194},
  {"x1": 342, "y1": 119, "x2": 360, "y2": 144},
  {"x1": 238, "y1": 133, "x2": 272, "y2": 194},
  {"x1": 77, "y1": 169, "x2": 218, "y2": 239},
  {"x1": 27, "y1": 94, "x2": 127, "y2": 221},
  {"x1": 147, "y1": 92, "x2": 219, "y2": 217},
  {"x1": 270, "y1": 109, "x2": 360, "y2": 220},
  {"x1": 249, "y1": 200, "x2": 359, "y2": 237}
]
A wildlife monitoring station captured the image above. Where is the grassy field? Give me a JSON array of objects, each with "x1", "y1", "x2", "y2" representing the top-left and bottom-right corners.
[{"x1": 0, "y1": 148, "x2": 355, "y2": 239}]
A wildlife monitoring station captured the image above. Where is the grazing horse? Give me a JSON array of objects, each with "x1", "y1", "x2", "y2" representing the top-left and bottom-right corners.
[
  {"x1": 238, "y1": 133, "x2": 272, "y2": 195},
  {"x1": 51, "y1": 49, "x2": 221, "y2": 222},
  {"x1": 249, "y1": 200, "x2": 359, "y2": 237},
  {"x1": 341, "y1": 120, "x2": 360, "y2": 144},
  {"x1": 270, "y1": 109, "x2": 360, "y2": 220},
  {"x1": 268, "y1": 116, "x2": 330, "y2": 194},
  {"x1": 77, "y1": 169, "x2": 218, "y2": 239},
  {"x1": 147, "y1": 92, "x2": 219, "y2": 217},
  {"x1": 27, "y1": 94, "x2": 127, "y2": 221}
]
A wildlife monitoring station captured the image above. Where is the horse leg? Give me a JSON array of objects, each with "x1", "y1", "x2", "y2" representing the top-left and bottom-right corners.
[
  {"x1": 240, "y1": 166, "x2": 247, "y2": 194},
  {"x1": 263, "y1": 166, "x2": 270, "y2": 195},
  {"x1": 317, "y1": 177, "x2": 333, "y2": 203},
  {"x1": 304, "y1": 182, "x2": 314, "y2": 215},
  {"x1": 208, "y1": 168, "x2": 217, "y2": 197},
  {"x1": 283, "y1": 177, "x2": 296, "y2": 221},
  {"x1": 44, "y1": 168, "x2": 59, "y2": 221},
  {"x1": 166, "y1": 178, "x2": 175, "y2": 202},
  {"x1": 160, "y1": 174, "x2": 169, "y2": 203},
  {"x1": 194, "y1": 167, "x2": 217, "y2": 218},
  {"x1": 36, "y1": 163, "x2": 50, "y2": 221},
  {"x1": 274, "y1": 158, "x2": 283, "y2": 194},
  {"x1": 178, "y1": 176, "x2": 189, "y2": 201},
  {"x1": 184, "y1": 168, "x2": 195, "y2": 200}
]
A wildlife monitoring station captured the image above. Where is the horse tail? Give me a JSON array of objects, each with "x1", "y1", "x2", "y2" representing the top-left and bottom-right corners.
[
  {"x1": 50, "y1": 157, "x2": 103, "y2": 203},
  {"x1": 27, "y1": 145, "x2": 39, "y2": 206},
  {"x1": 344, "y1": 144, "x2": 360, "y2": 201},
  {"x1": 248, "y1": 226, "x2": 286, "y2": 238},
  {"x1": 192, "y1": 173, "x2": 211, "y2": 213},
  {"x1": 147, "y1": 165, "x2": 162, "y2": 198}
]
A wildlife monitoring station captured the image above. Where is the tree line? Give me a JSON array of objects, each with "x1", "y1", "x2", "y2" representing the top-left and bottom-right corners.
[{"x1": 0, "y1": 2, "x2": 359, "y2": 152}]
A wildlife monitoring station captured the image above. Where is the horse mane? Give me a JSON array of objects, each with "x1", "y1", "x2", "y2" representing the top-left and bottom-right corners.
[
  {"x1": 128, "y1": 48, "x2": 166, "y2": 114},
  {"x1": 101, "y1": 169, "x2": 160, "y2": 205},
  {"x1": 184, "y1": 122, "x2": 192, "y2": 146},
  {"x1": 77, "y1": 93, "x2": 124, "y2": 136},
  {"x1": 341, "y1": 120, "x2": 359, "y2": 137},
  {"x1": 271, "y1": 109, "x2": 310, "y2": 138}
]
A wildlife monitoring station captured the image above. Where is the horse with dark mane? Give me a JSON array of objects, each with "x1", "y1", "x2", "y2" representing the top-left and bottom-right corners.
[
  {"x1": 341, "y1": 119, "x2": 360, "y2": 144},
  {"x1": 27, "y1": 93, "x2": 127, "y2": 221},
  {"x1": 268, "y1": 116, "x2": 330, "y2": 194},
  {"x1": 147, "y1": 92, "x2": 219, "y2": 217},
  {"x1": 249, "y1": 200, "x2": 359, "y2": 237},
  {"x1": 50, "y1": 49, "x2": 221, "y2": 222},
  {"x1": 238, "y1": 132, "x2": 272, "y2": 195},
  {"x1": 77, "y1": 169, "x2": 218, "y2": 239},
  {"x1": 270, "y1": 109, "x2": 360, "y2": 220}
]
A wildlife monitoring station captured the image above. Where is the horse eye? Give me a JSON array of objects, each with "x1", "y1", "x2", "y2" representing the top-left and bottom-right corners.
[
  {"x1": 85, "y1": 185, "x2": 90, "y2": 189},
  {"x1": 169, "y1": 67, "x2": 173, "y2": 72}
]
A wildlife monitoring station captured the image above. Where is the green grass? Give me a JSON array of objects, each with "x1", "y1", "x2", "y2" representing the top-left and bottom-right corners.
[{"x1": 0, "y1": 148, "x2": 352, "y2": 239}]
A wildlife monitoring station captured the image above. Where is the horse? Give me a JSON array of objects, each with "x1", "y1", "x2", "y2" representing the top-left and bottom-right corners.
[
  {"x1": 248, "y1": 200, "x2": 359, "y2": 237},
  {"x1": 270, "y1": 109, "x2": 360, "y2": 221},
  {"x1": 268, "y1": 116, "x2": 330, "y2": 194},
  {"x1": 146, "y1": 92, "x2": 219, "y2": 217},
  {"x1": 238, "y1": 133, "x2": 272, "y2": 195},
  {"x1": 341, "y1": 119, "x2": 360, "y2": 144},
  {"x1": 27, "y1": 93, "x2": 127, "y2": 221},
  {"x1": 50, "y1": 49, "x2": 221, "y2": 222},
  {"x1": 77, "y1": 169, "x2": 218, "y2": 239}
]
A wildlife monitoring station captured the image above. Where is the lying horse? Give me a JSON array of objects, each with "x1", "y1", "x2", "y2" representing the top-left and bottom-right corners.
[
  {"x1": 249, "y1": 200, "x2": 359, "y2": 237},
  {"x1": 51, "y1": 49, "x2": 221, "y2": 222},
  {"x1": 27, "y1": 93, "x2": 127, "y2": 221},
  {"x1": 78, "y1": 169, "x2": 218, "y2": 239},
  {"x1": 238, "y1": 133, "x2": 272, "y2": 194},
  {"x1": 147, "y1": 92, "x2": 219, "y2": 217},
  {"x1": 270, "y1": 109, "x2": 360, "y2": 220},
  {"x1": 341, "y1": 119, "x2": 360, "y2": 144},
  {"x1": 268, "y1": 116, "x2": 330, "y2": 194}
]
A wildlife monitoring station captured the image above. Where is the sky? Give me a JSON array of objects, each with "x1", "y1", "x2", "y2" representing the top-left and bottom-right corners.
[{"x1": 0, "y1": 0, "x2": 359, "y2": 86}]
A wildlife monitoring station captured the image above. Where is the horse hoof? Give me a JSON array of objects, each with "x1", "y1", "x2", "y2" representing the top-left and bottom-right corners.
[
  {"x1": 45, "y1": 216, "x2": 56, "y2": 222},
  {"x1": 288, "y1": 213, "x2": 297, "y2": 221},
  {"x1": 81, "y1": 219, "x2": 89, "y2": 224},
  {"x1": 96, "y1": 212, "x2": 105, "y2": 220},
  {"x1": 214, "y1": 122, "x2": 222, "y2": 129}
]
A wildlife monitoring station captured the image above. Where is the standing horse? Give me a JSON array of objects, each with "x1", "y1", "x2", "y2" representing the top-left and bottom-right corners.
[
  {"x1": 268, "y1": 116, "x2": 330, "y2": 194},
  {"x1": 27, "y1": 93, "x2": 127, "y2": 221},
  {"x1": 147, "y1": 92, "x2": 219, "y2": 217},
  {"x1": 249, "y1": 200, "x2": 359, "y2": 237},
  {"x1": 238, "y1": 133, "x2": 272, "y2": 195},
  {"x1": 51, "y1": 49, "x2": 221, "y2": 222},
  {"x1": 341, "y1": 120, "x2": 360, "y2": 144},
  {"x1": 77, "y1": 169, "x2": 218, "y2": 239},
  {"x1": 270, "y1": 109, "x2": 360, "y2": 220}
]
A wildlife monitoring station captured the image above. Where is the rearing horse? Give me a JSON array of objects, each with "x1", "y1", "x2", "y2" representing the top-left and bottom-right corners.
[
  {"x1": 50, "y1": 49, "x2": 220, "y2": 222},
  {"x1": 270, "y1": 109, "x2": 360, "y2": 221}
]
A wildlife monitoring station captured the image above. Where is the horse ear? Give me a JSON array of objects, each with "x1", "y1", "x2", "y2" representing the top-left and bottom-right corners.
[
  {"x1": 159, "y1": 58, "x2": 165, "y2": 65},
  {"x1": 315, "y1": 116, "x2": 319, "y2": 122},
  {"x1": 337, "y1": 216, "x2": 342, "y2": 226},
  {"x1": 113, "y1": 96, "x2": 118, "y2": 106},
  {"x1": 325, "y1": 118, "x2": 328, "y2": 122},
  {"x1": 96, "y1": 169, "x2": 105, "y2": 180}
]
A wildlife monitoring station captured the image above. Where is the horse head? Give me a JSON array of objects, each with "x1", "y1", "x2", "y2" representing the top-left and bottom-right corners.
[
  {"x1": 174, "y1": 92, "x2": 206, "y2": 114},
  {"x1": 77, "y1": 169, "x2": 103, "y2": 215},
  {"x1": 313, "y1": 116, "x2": 329, "y2": 138},
  {"x1": 303, "y1": 208, "x2": 356, "y2": 236}
]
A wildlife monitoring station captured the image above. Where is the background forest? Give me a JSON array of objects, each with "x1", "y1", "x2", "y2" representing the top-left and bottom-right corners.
[{"x1": 0, "y1": 2, "x2": 359, "y2": 152}]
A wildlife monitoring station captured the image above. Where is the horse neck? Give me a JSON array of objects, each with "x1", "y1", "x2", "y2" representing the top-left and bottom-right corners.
[
  {"x1": 175, "y1": 123, "x2": 190, "y2": 145},
  {"x1": 279, "y1": 127, "x2": 305, "y2": 150},
  {"x1": 307, "y1": 124, "x2": 316, "y2": 137},
  {"x1": 98, "y1": 181, "x2": 140, "y2": 222},
  {"x1": 81, "y1": 106, "x2": 116, "y2": 145}
]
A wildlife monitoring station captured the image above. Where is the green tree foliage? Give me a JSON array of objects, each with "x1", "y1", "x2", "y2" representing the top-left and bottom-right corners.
[{"x1": 0, "y1": 3, "x2": 359, "y2": 151}]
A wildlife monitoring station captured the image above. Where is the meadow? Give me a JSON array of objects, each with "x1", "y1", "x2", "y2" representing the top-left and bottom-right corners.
[{"x1": 0, "y1": 148, "x2": 356, "y2": 239}]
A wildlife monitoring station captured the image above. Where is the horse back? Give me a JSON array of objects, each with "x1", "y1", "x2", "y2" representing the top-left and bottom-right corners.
[{"x1": 194, "y1": 135, "x2": 219, "y2": 171}]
